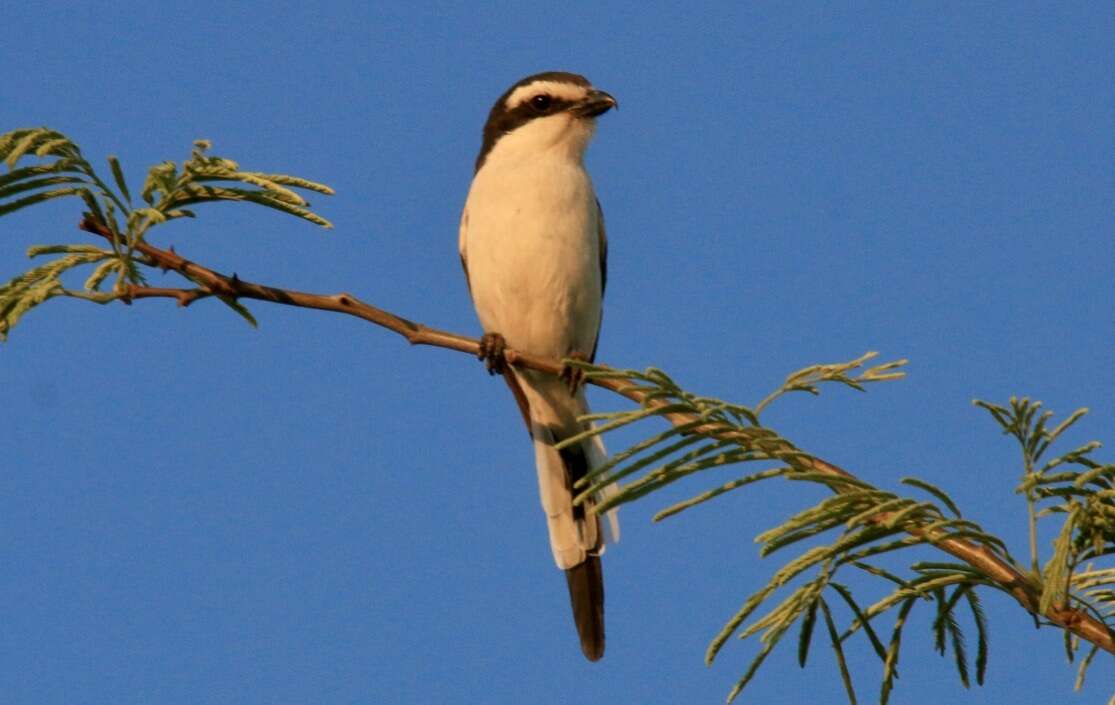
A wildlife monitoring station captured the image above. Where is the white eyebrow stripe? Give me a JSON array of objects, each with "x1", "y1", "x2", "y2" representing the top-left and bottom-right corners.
[{"x1": 504, "y1": 81, "x2": 589, "y2": 110}]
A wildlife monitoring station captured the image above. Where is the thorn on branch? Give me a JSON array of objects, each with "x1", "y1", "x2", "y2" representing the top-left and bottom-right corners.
[{"x1": 229, "y1": 272, "x2": 243, "y2": 295}]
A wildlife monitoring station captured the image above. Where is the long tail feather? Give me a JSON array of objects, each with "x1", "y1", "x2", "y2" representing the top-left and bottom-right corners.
[{"x1": 565, "y1": 555, "x2": 605, "y2": 661}]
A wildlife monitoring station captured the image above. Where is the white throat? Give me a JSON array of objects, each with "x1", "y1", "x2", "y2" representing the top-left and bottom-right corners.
[{"x1": 482, "y1": 113, "x2": 596, "y2": 171}]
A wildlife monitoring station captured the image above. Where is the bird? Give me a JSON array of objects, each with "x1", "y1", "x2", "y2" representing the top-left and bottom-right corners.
[{"x1": 458, "y1": 71, "x2": 620, "y2": 661}]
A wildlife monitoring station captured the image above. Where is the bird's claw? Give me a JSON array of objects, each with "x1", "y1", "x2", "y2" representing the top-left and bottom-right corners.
[
  {"x1": 561, "y1": 351, "x2": 589, "y2": 394},
  {"x1": 478, "y1": 332, "x2": 508, "y2": 375}
]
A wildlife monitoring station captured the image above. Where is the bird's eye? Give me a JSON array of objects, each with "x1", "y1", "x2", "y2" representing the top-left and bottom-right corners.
[{"x1": 530, "y1": 94, "x2": 552, "y2": 112}]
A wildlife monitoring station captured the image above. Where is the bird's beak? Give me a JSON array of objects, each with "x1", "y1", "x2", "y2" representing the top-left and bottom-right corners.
[{"x1": 572, "y1": 89, "x2": 618, "y2": 118}]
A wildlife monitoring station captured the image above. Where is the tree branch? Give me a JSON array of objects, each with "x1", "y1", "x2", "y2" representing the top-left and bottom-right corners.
[{"x1": 76, "y1": 215, "x2": 1115, "y2": 656}]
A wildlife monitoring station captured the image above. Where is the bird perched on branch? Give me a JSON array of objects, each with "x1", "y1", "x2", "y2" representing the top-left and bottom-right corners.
[{"x1": 458, "y1": 71, "x2": 620, "y2": 660}]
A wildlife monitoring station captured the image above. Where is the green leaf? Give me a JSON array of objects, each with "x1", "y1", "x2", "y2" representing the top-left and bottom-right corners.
[
  {"x1": 851, "y1": 561, "x2": 914, "y2": 588},
  {"x1": 190, "y1": 168, "x2": 308, "y2": 205},
  {"x1": 108, "y1": 155, "x2": 131, "y2": 204},
  {"x1": 571, "y1": 415, "x2": 710, "y2": 489},
  {"x1": 564, "y1": 403, "x2": 694, "y2": 450},
  {"x1": 880, "y1": 597, "x2": 917, "y2": 705},
  {"x1": 84, "y1": 258, "x2": 119, "y2": 291},
  {"x1": 131, "y1": 207, "x2": 168, "y2": 226},
  {"x1": 170, "y1": 184, "x2": 333, "y2": 228},
  {"x1": 0, "y1": 187, "x2": 88, "y2": 216},
  {"x1": 654, "y1": 467, "x2": 788, "y2": 521},
  {"x1": 79, "y1": 189, "x2": 108, "y2": 228},
  {"x1": 708, "y1": 575, "x2": 799, "y2": 664},
  {"x1": 0, "y1": 129, "x2": 34, "y2": 160},
  {"x1": 0, "y1": 175, "x2": 88, "y2": 201},
  {"x1": 0, "y1": 249, "x2": 112, "y2": 338},
  {"x1": 911, "y1": 562, "x2": 988, "y2": 578},
  {"x1": 725, "y1": 637, "x2": 779, "y2": 703},
  {"x1": 962, "y1": 588, "x2": 989, "y2": 685},
  {"x1": 844, "y1": 496, "x2": 918, "y2": 529},
  {"x1": 1074, "y1": 644, "x2": 1098, "y2": 691},
  {"x1": 1040, "y1": 509, "x2": 1077, "y2": 613},
  {"x1": 829, "y1": 583, "x2": 887, "y2": 660},
  {"x1": 762, "y1": 509, "x2": 865, "y2": 557},
  {"x1": 121, "y1": 253, "x2": 147, "y2": 285},
  {"x1": 0, "y1": 278, "x2": 61, "y2": 339},
  {"x1": 938, "y1": 588, "x2": 970, "y2": 687},
  {"x1": 614, "y1": 446, "x2": 764, "y2": 510},
  {"x1": 759, "y1": 490, "x2": 884, "y2": 545},
  {"x1": 724, "y1": 575, "x2": 828, "y2": 702},
  {"x1": 141, "y1": 160, "x2": 177, "y2": 205},
  {"x1": 0, "y1": 159, "x2": 84, "y2": 190},
  {"x1": 739, "y1": 573, "x2": 828, "y2": 640},
  {"x1": 33, "y1": 137, "x2": 72, "y2": 157},
  {"x1": 901, "y1": 477, "x2": 963, "y2": 518},
  {"x1": 217, "y1": 295, "x2": 257, "y2": 328},
  {"x1": 948, "y1": 615, "x2": 970, "y2": 688},
  {"x1": 101, "y1": 201, "x2": 124, "y2": 245},
  {"x1": 4, "y1": 128, "x2": 53, "y2": 167},
  {"x1": 797, "y1": 596, "x2": 819, "y2": 667},
  {"x1": 819, "y1": 598, "x2": 857, "y2": 705},
  {"x1": 26, "y1": 244, "x2": 111, "y2": 257},
  {"x1": 883, "y1": 500, "x2": 940, "y2": 529},
  {"x1": 254, "y1": 172, "x2": 335, "y2": 195}
]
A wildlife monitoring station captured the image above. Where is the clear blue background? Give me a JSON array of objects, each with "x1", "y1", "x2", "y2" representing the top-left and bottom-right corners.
[{"x1": 2, "y1": 2, "x2": 1113, "y2": 703}]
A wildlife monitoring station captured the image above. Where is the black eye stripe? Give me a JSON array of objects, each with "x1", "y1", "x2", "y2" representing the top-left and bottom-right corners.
[
  {"x1": 517, "y1": 96, "x2": 571, "y2": 115},
  {"x1": 488, "y1": 95, "x2": 575, "y2": 130}
]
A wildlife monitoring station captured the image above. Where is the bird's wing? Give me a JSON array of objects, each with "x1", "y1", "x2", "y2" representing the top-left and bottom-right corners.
[
  {"x1": 597, "y1": 197, "x2": 608, "y2": 297},
  {"x1": 460, "y1": 202, "x2": 532, "y2": 430},
  {"x1": 458, "y1": 205, "x2": 471, "y2": 294},
  {"x1": 590, "y1": 197, "x2": 607, "y2": 362}
]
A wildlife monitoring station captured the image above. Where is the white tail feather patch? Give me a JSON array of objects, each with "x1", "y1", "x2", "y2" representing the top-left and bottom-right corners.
[
  {"x1": 532, "y1": 425, "x2": 619, "y2": 570},
  {"x1": 515, "y1": 370, "x2": 620, "y2": 569},
  {"x1": 587, "y1": 433, "x2": 620, "y2": 546}
]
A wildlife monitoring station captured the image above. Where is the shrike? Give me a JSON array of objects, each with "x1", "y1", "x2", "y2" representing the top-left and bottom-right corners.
[{"x1": 458, "y1": 71, "x2": 620, "y2": 660}]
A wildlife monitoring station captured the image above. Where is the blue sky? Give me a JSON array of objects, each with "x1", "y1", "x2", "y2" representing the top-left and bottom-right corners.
[{"x1": 2, "y1": 2, "x2": 1113, "y2": 703}]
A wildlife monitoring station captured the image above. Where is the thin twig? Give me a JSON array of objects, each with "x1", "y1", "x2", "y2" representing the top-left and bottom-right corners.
[
  {"x1": 76, "y1": 215, "x2": 1115, "y2": 656},
  {"x1": 121, "y1": 285, "x2": 212, "y2": 306}
]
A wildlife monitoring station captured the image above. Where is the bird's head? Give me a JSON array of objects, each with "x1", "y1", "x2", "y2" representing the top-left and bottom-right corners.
[{"x1": 475, "y1": 71, "x2": 616, "y2": 173}]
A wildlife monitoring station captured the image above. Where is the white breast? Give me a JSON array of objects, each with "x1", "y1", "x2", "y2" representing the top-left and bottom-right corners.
[{"x1": 460, "y1": 151, "x2": 602, "y2": 360}]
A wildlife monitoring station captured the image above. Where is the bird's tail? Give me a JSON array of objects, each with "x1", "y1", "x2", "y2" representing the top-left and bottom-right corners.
[
  {"x1": 511, "y1": 370, "x2": 620, "y2": 661},
  {"x1": 564, "y1": 554, "x2": 605, "y2": 661}
]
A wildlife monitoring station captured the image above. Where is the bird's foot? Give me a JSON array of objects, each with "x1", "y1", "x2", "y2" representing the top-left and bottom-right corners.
[
  {"x1": 478, "y1": 332, "x2": 508, "y2": 375},
  {"x1": 561, "y1": 351, "x2": 590, "y2": 394}
]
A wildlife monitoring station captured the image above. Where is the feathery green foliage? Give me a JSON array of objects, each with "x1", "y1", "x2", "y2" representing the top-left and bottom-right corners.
[
  {"x1": 566, "y1": 357, "x2": 1113, "y2": 702},
  {"x1": 0, "y1": 128, "x2": 332, "y2": 339}
]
